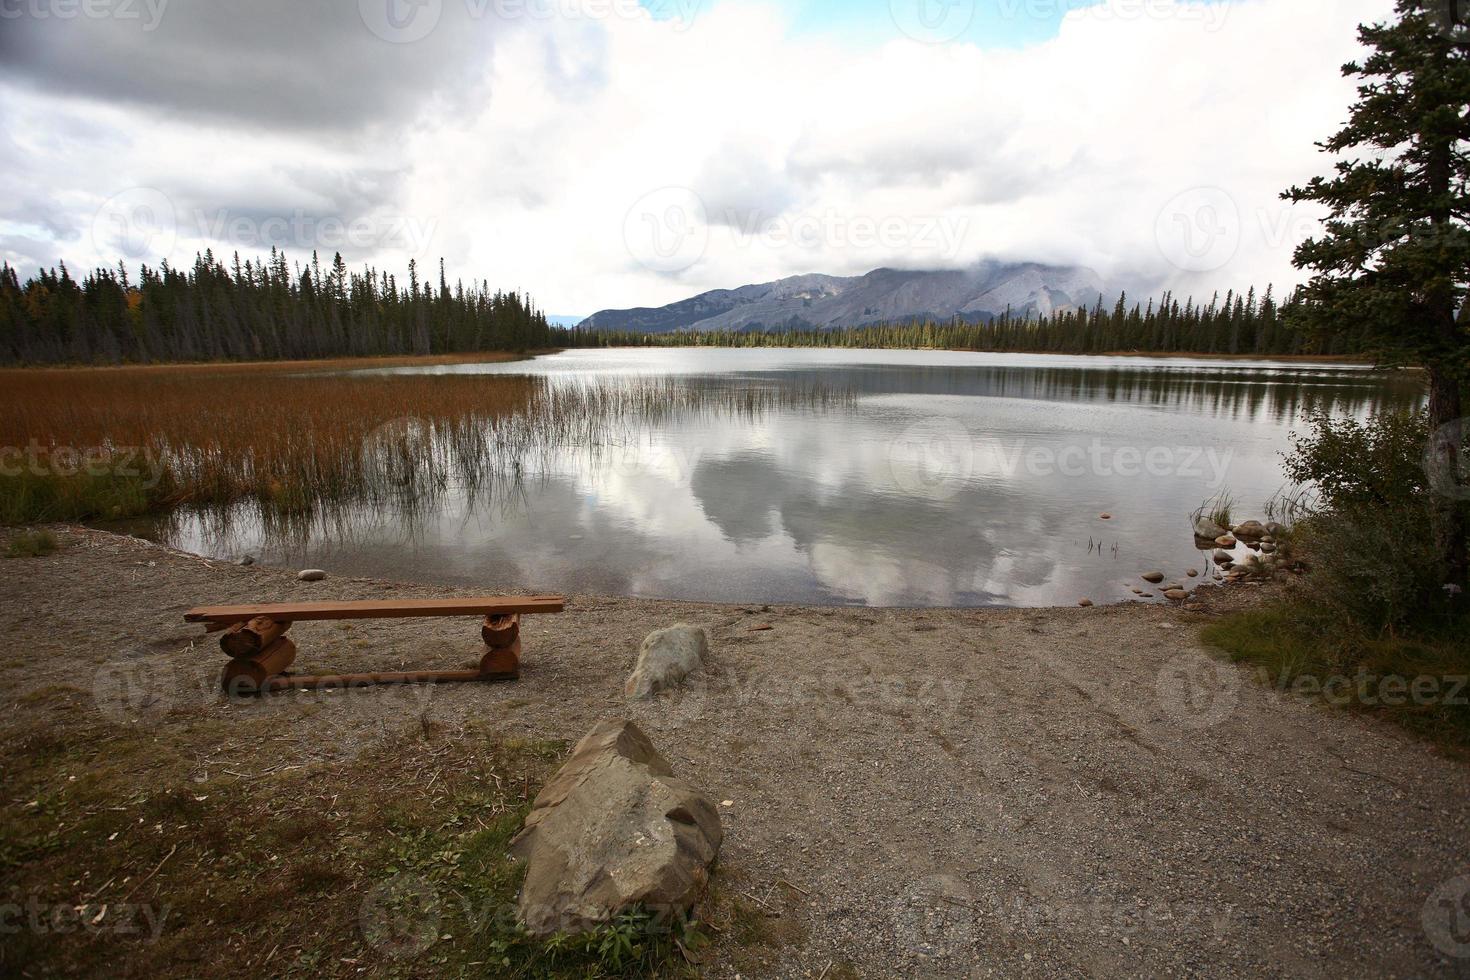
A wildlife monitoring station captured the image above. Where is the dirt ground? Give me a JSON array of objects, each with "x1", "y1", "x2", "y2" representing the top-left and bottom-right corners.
[{"x1": 2, "y1": 527, "x2": 1468, "y2": 978}]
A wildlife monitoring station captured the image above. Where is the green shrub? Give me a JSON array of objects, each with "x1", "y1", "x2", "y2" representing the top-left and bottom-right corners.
[
  {"x1": 1293, "y1": 501, "x2": 1445, "y2": 633},
  {"x1": 1280, "y1": 410, "x2": 1431, "y2": 513},
  {"x1": 6, "y1": 530, "x2": 59, "y2": 558},
  {"x1": 1274, "y1": 409, "x2": 1466, "y2": 632},
  {"x1": 1206, "y1": 409, "x2": 1470, "y2": 748}
]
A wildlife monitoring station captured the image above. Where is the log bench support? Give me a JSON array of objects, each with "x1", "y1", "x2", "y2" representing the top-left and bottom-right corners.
[{"x1": 185, "y1": 597, "x2": 562, "y2": 696}]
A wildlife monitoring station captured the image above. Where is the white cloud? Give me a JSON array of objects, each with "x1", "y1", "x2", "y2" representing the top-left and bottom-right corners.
[{"x1": 0, "y1": 0, "x2": 1397, "y2": 315}]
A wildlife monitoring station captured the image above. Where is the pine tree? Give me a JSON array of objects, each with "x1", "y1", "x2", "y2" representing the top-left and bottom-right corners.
[{"x1": 1283, "y1": 0, "x2": 1470, "y2": 583}]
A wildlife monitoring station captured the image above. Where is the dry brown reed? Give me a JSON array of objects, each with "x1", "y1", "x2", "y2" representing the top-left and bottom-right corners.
[{"x1": 0, "y1": 359, "x2": 852, "y2": 523}]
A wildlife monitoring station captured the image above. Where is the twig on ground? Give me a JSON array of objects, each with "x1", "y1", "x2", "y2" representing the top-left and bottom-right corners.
[{"x1": 123, "y1": 843, "x2": 177, "y2": 901}]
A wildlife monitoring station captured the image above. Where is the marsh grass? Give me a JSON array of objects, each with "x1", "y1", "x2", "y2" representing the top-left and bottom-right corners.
[
  {"x1": 0, "y1": 359, "x2": 852, "y2": 525},
  {"x1": 1203, "y1": 602, "x2": 1470, "y2": 750}
]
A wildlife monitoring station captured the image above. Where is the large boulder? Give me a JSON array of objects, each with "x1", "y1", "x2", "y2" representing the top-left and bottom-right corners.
[
  {"x1": 625, "y1": 625, "x2": 708, "y2": 699},
  {"x1": 1193, "y1": 516, "x2": 1229, "y2": 540},
  {"x1": 1233, "y1": 520, "x2": 1268, "y2": 539},
  {"x1": 510, "y1": 720, "x2": 723, "y2": 936}
]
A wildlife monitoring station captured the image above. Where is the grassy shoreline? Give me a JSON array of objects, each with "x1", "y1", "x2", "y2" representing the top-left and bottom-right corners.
[
  {"x1": 0, "y1": 350, "x2": 548, "y2": 377},
  {"x1": 0, "y1": 346, "x2": 1387, "y2": 373}
]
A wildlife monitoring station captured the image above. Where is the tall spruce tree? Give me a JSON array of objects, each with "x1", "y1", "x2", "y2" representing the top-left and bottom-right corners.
[{"x1": 1283, "y1": 0, "x2": 1470, "y2": 584}]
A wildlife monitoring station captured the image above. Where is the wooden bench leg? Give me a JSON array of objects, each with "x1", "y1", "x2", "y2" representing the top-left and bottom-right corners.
[
  {"x1": 479, "y1": 614, "x2": 521, "y2": 679},
  {"x1": 215, "y1": 614, "x2": 527, "y2": 693},
  {"x1": 479, "y1": 637, "x2": 521, "y2": 680},
  {"x1": 222, "y1": 636, "x2": 298, "y2": 695},
  {"x1": 221, "y1": 616, "x2": 291, "y2": 658}
]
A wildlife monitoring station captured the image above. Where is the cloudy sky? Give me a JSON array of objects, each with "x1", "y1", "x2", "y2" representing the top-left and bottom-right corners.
[{"x1": 0, "y1": 0, "x2": 1394, "y2": 317}]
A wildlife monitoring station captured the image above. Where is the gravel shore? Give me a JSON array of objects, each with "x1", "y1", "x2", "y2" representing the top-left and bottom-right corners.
[{"x1": 2, "y1": 528, "x2": 1468, "y2": 977}]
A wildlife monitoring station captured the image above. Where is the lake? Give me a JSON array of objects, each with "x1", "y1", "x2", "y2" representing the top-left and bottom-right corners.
[{"x1": 156, "y1": 348, "x2": 1423, "y2": 608}]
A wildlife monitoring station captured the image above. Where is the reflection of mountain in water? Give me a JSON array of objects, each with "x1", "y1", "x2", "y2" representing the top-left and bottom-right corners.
[
  {"x1": 148, "y1": 353, "x2": 1426, "y2": 608},
  {"x1": 705, "y1": 363, "x2": 1423, "y2": 424}
]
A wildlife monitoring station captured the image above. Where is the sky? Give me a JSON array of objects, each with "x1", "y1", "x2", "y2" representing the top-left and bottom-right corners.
[{"x1": 0, "y1": 0, "x2": 1397, "y2": 317}]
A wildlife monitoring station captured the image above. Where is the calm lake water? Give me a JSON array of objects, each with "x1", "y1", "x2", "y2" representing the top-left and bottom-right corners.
[{"x1": 158, "y1": 348, "x2": 1423, "y2": 608}]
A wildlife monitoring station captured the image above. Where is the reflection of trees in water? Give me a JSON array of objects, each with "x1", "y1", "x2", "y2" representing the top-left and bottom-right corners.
[
  {"x1": 158, "y1": 376, "x2": 854, "y2": 553},
  {"x1": 155, "y1": 362, "x2": 1419, "y2": 568},
  {"x1": 754, "y1": 363, "x2": 1424, "y2": 422}
]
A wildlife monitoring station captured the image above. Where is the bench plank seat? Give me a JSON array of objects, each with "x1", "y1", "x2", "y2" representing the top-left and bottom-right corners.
[{"x1": 185, "y1": 595, "x2": 564, "y2": 625}]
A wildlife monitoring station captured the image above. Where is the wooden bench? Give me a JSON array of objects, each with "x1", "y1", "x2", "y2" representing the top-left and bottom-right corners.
[{"x1": 184, "y1": 596, "x2": 565, "y2": 694}]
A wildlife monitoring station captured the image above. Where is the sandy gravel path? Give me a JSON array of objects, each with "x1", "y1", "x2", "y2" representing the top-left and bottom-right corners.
[{"x1": 2, "y1": 528, "x2": 1468, "y2": 977}]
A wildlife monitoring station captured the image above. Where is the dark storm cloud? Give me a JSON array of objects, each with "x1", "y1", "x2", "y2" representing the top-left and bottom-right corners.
[
  {"x1": 163, "y1": 163, "x2": 410, "y2": 228},
  {"x1": 0, "y1": 0, "x2": 502, "y2": 132}
]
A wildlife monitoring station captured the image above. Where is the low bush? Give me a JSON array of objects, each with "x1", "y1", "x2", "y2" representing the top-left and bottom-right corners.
[
  {"x1": 6, "y1": 529, "x2": 59, "y2": 558},
  {"x1": 1206, "y1": 409, "x2": 1470, "y2": 748}
]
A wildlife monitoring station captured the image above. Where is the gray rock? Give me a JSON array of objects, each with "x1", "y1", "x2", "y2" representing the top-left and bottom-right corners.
[
  {"x1": 1193, "y1": 516, "x2": 1229, "y2": 539},
  {"x1": 1266, "y1": 521, "x2": 1287, "y2": 537},
  {"x1": 237, "y1": 555, "x2": 256, "y2": 566},
  {"x1": 297, "y1": 568, "x2": 327, "y2": 582},
  {"x1": 1233, "y1": 520, "x2": 1267, "y2": 539},
  {"x1": 625, "y1": 625, "x2": 708, "y2": 699},
  {"x1": 510, "y1": 720, "x2": 722, "y2": 935}
]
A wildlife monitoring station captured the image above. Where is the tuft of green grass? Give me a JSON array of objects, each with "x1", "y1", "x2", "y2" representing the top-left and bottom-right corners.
[
  {"x1": 1202, "y1": 603, "x2": 1470, "y2": 750},
  {"x1": 1195, "y1": 490, "x2": 1237, "y2": 531},
  {"x1": 6, "y1": 529, "x2": 59, "y2": 557}
]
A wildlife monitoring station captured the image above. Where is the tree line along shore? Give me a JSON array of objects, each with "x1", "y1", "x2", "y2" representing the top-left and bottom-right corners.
[{"x1": 2, "y1": 253, "x2": 1367, "y2": 366}]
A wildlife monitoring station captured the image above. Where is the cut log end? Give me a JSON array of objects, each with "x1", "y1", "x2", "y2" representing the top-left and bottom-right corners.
[
  {"x1": 220, "y1": 616, "x2": 290, "y2": 659},
  {"x1": 481, "y1": 613, "x2": 520, "y2": 649},
  {"x1": 221, "y1": 636, "x2": 298, "y2": 695}
]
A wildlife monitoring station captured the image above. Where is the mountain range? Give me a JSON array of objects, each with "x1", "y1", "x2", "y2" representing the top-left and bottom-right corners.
[{"x1": 578, "y1": 261, "x2": 1109, "y2": 333}]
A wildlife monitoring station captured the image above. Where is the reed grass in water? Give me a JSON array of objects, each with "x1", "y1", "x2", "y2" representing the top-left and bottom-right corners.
[{"x1": 0, "y1": 359, "x2": 851, "y2": 524}]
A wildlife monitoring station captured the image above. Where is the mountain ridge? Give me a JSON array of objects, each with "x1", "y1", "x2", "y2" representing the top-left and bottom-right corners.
[{"x1": 579, "y1": 261, "x2": 1109, "y2": 333}]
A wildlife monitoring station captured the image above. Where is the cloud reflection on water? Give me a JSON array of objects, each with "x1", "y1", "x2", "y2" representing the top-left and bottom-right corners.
[{"x1": 160, "y1": 350, "x2": 1424, "y2": 608}]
